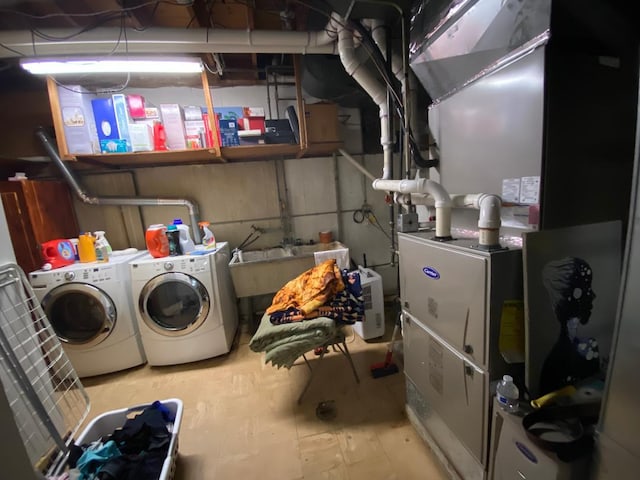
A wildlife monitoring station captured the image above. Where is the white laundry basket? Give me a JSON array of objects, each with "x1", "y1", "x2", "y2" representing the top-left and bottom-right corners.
[{"x1": 75, "y1": 398, "x2": 184, "y2": 480}]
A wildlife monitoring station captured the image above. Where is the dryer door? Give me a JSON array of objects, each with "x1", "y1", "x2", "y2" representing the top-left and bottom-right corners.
[
  {"x1": 42, "y1": 283, "x2": 116, "y2": 347},
  {"x1": 139, "y1": 272, "x2": 210, "y2": 336}
]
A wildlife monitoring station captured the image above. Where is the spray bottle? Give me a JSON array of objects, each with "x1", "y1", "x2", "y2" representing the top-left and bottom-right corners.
[
  {"x1": 94, "y1": 231, "x2": 110, "y2": 262},
  {"x1": 198, "y1": 221, "x2": 216, "y2": 248}
]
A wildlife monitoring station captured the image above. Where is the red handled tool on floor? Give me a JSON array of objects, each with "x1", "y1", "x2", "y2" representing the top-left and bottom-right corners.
[{"x1": 370, "y1": 313, "x2": 401, "y2": 378}]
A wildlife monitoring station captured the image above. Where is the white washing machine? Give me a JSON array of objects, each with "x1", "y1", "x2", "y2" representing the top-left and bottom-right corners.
[
  {"x1": 129, "y1": 242, "x2": 238, "y2": 366},
  {"x1": 29, "y1": 251, "x2": 147, "y2": 378}
]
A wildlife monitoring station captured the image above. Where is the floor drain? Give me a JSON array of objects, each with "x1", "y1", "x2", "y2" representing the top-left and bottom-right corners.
[{"x1": 316, "y1": 400, "x2": 337, "y2": 421}]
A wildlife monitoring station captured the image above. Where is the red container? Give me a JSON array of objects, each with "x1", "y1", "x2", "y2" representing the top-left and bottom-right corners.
[
  {"x1": 145, "y1": 224, "x2": 170, "y2": 258},
  {"x1": 41, "y1": 239, "x2": 76, "y2": 269}
]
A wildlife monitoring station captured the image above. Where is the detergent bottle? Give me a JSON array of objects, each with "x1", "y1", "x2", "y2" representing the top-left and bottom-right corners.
[
  {"x1": 172, "y1": 218, "x2": 195, "y2": 253},
  {"x1": 40, "y1": 239, "x2": 76, "y2": 269},
  {"x1": 145, "y1": 224, "x2": 170, "y2": 258},
  {"x1": 78, "y1": 233, "x2": 97, "y2": 263},
  {"x1": 198, "y1": 221, "x2": 216, "y2": 248},
  {"x1": 166, "y1": 225, "x2": 182, "y2": 256}
]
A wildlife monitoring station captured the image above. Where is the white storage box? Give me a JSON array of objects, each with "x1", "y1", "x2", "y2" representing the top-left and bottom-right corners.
[
  {"x1": 353, "y1": 266, "x2": 385, "y2": 340},
  {"x1": 75, "y1": 398, "x2": 183, "y2": 480}
]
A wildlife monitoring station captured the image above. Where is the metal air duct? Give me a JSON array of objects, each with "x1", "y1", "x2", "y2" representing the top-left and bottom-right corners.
[{"x1": 36, "y1": 129, "x2": 202, "y2": 244}]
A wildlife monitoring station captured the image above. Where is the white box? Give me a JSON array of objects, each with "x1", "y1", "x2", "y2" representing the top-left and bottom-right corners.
[
  {"x1": 353, "y1": 266, "x2": 385, "y2": 340},
  {"x1": 74, "y1": 399, "x2": 183, "y2": 480},
  {"x1": 57, "y1": 85, "x2": 99, "y2": 154},
  {"x1": 160, "y1": 104, "x2": 187, "y2": 150},
  {"x1": 128, "y1": 122, "x2": 154, "y2": 152}
]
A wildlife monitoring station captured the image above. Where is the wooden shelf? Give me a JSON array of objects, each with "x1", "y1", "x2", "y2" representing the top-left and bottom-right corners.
[
  {"x1": 67, "y1": 141, "x2": 343, "y2": 169},
  {"x1": 71, "y1": 148, "x2": 226, "y2": 169},
  {"x1": 45, "y1": 55, "x2": 343, "y2": 170},
  {"x1": 222, "y1": 144, "x2": 300, "y2": 161}
]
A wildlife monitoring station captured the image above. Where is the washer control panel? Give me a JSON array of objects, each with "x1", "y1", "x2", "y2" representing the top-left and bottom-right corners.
[
  {"x1": 131, "y1": 256, "x2": 211, "y2": 276},
  {"x1": 30, "y1": 265, "x2": 116, "y2": 287}
]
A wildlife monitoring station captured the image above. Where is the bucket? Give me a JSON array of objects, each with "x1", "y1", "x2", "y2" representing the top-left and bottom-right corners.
[
  {"x1": 146, "y1": 224, "x2": 170, "y2": 258},
  {"x1": 41, "y1": 239, "x2": 76, "y2": 269}
]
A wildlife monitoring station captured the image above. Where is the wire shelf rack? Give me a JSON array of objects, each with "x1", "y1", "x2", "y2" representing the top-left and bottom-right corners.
[{"x1": 0, "y1": 263, "x2": 89, "y2": 475}]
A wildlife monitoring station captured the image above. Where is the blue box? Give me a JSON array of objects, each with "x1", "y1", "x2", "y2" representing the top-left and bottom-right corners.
[
  {"x1": 91, "y1": 98, "x2": 120, "y2": 142},
  {"x1": 99, "y1": 139, "x2": 129, "y2": 153},
  {"x1": 218, "y1": 119, "x2": 240, "y2": 147},
  {"x1": 214, "y1": 107, "x2": 243, "y2": 122},
  {"x1": 111, "y1": 94, "x2": 132, "y2": 150}
]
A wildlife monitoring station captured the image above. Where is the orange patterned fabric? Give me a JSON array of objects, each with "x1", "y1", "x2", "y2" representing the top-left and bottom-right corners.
[{"x1": 266, "y1": 259, "x2": 345, "y2": 315}]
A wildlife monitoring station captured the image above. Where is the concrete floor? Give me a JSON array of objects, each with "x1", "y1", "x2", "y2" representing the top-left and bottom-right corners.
[{"x1": 80, "y1": 319, "x2": 447, "y2": 480}]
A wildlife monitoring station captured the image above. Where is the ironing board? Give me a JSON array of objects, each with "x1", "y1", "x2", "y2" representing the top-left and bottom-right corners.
[
  {"x1": 248, "y1": 313, "x2": 360, "y2": 404},
  {"x1": 297, "y1": 329, "x2": 360, "y2": 404}
]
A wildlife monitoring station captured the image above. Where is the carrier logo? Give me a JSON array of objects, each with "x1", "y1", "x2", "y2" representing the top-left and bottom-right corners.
[{"x1": 422, "y1": 266, "x2": 440, "y2": 280}]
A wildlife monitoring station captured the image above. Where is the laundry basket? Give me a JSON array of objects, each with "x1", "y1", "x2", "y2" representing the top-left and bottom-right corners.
[
  {"x1": 75, "y1": 399, "x2": 183, "y2": 480},
  {"x1": 0, "y1": 263, "x2": 183, "y2": 479}
]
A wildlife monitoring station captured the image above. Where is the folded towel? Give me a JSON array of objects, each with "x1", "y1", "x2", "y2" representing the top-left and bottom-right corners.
[{"x1": 249, "y1": 313, "x2": 338, "y2": 368}]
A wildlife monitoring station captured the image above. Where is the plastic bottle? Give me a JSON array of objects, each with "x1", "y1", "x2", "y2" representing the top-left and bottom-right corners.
[
  {"x1": 145, "y1": 224, "x2": 170, "y2": 258},
  {"x1": 496, "y1": 375, "x2": 520, "y2": 413},
  {"x1": 198, "y1": 221, "x2": 216, "y2": 248},
  {"x1": 95, "y1": 238, "x2": 109, "y2": 262},
  {"x1": 166, "y1": 225, "x2": 182, "y2": 256},
  {"x1": 78, "y1": 233, "x2": 97, "y2": 263},
  {"x1": 172, "y1": 218, "x2": 195, "y2": 253},
  {"x1": 94, "y1": 231, "x2": 112, "y2": 255}
]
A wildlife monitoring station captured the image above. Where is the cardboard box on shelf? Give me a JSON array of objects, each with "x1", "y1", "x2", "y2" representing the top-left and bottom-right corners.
[
  {"x1": 91, "y1": 97, "x2": 120, "y2": 142},
  {"x1": 159, "y1": 104, "x2": 187, "y2": 150},
  {"x1": 99, "y1": 138, "x2": 129, "y2": 153},
  {"x1": 238, "y1": 129, "x2": 264, "y2": 145},
  {"x1": 218, "y1": 119, "x2": 240, "y2": 147},
  {"x1": 304, "y1": 102, "x2": 340, "y2": 143},
  {"x1": 265, "y1": 119, "x2": 295, "y2": 144},
  {"x1": 57, "y1": 85, "x2": 100, "y2": 155},
  {"x1": 128, "y1": 123, "x2": 154, "y2": 152},
  {"x1": 242, "y1": 107, "x2": 265, "y2": 117},
  {"x1": 215, "y1": 107, "x2": 243, "y2": 123},
  {"x1": 112, "y1": 94, "x2": 132, "y2": 151},
  {"x1": 126, "y1": 94, "x2": 146, "y2": 119}
]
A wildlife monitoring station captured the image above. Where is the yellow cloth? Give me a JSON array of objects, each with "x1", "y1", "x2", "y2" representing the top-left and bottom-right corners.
[{"x1": 266, "y1": 259, "x2": 345, "y2": 315}]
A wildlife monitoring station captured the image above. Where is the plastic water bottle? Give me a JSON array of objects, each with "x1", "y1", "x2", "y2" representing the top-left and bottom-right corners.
[{"x1": 496, "y1": 375, "x2": 519, "y2": 413}]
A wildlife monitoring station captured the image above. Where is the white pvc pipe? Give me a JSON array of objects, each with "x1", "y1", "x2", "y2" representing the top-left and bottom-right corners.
[
  {"x1": 395, "y1": 191, "x2": 503, "y2": 247},
  {"x1": 0, "y1": 27, "x2": 339, "y2": 58},
  {"x1": 337, "y1": 17, "x2": 393, "y2": 180},
  {"x1": 373, "y1": 178, "x2": 452, "y2": 238}
]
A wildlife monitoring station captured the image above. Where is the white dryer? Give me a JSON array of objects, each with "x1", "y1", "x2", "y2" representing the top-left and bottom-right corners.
[
  {"x1": 29, "y1": 251, "x2": 147, "y2": 378},
  {"x1": 129, "y1": 242, "x2": 238, "y2": 366}
]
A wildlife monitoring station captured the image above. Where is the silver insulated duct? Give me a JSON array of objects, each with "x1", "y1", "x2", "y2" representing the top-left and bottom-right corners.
[{"x1": 37, "y1": 128, "x2": 202, "y2": 244}]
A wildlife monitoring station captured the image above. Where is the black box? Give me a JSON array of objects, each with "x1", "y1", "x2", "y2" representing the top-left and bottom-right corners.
[{"x1": 265, "y1": 119, "x2": 296, "y2": 144}]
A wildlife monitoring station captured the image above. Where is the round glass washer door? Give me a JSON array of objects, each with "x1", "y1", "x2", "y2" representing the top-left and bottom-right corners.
[
  {"x1": 42, "y1": 283, "x2": 116, "y2": 347},
  {"x1": 139, "y1": 272, "x2": 210, "y2": 336}
]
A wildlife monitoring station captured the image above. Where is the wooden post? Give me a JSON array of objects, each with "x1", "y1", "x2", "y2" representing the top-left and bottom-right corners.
[
  {"x1": 46, "y1": 76, "x2": 74, "y2": 160},
  {"x1": 201, "y1": 70, "x2": 222, "y2": 158}
]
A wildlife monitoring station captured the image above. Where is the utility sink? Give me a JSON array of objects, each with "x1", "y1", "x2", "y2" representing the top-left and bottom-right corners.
[{"x1": 229, "y1": 241, "x2": 348, "y2": 297}]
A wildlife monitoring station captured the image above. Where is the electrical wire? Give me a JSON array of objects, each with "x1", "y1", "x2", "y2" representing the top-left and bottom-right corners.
[
  {"x1": 0, "y1": 1, "x2": 193, "y2": 20},
  {"x1": 353, "y1": 205, "x2": 393, "y2": 242}
]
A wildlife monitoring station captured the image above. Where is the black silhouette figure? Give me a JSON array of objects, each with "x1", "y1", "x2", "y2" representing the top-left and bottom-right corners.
[{"x1": 539, "y1": 257, "x2": 600, "y2": 395}]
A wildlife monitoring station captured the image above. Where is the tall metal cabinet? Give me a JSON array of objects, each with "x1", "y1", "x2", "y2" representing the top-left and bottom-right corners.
[{"x1": 399, "y1": 232, "x2": 522, "y2": 480}]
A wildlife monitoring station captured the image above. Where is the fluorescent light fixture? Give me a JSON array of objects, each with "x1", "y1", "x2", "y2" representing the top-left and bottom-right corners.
[{"x1": 20, "y1": 57, "x2": 203, "y2": 75}]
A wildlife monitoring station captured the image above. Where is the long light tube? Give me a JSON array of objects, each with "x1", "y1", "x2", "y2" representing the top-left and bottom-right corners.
[{"x1": 20, "y1": 57, "x2": 203, "y2": 75}]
